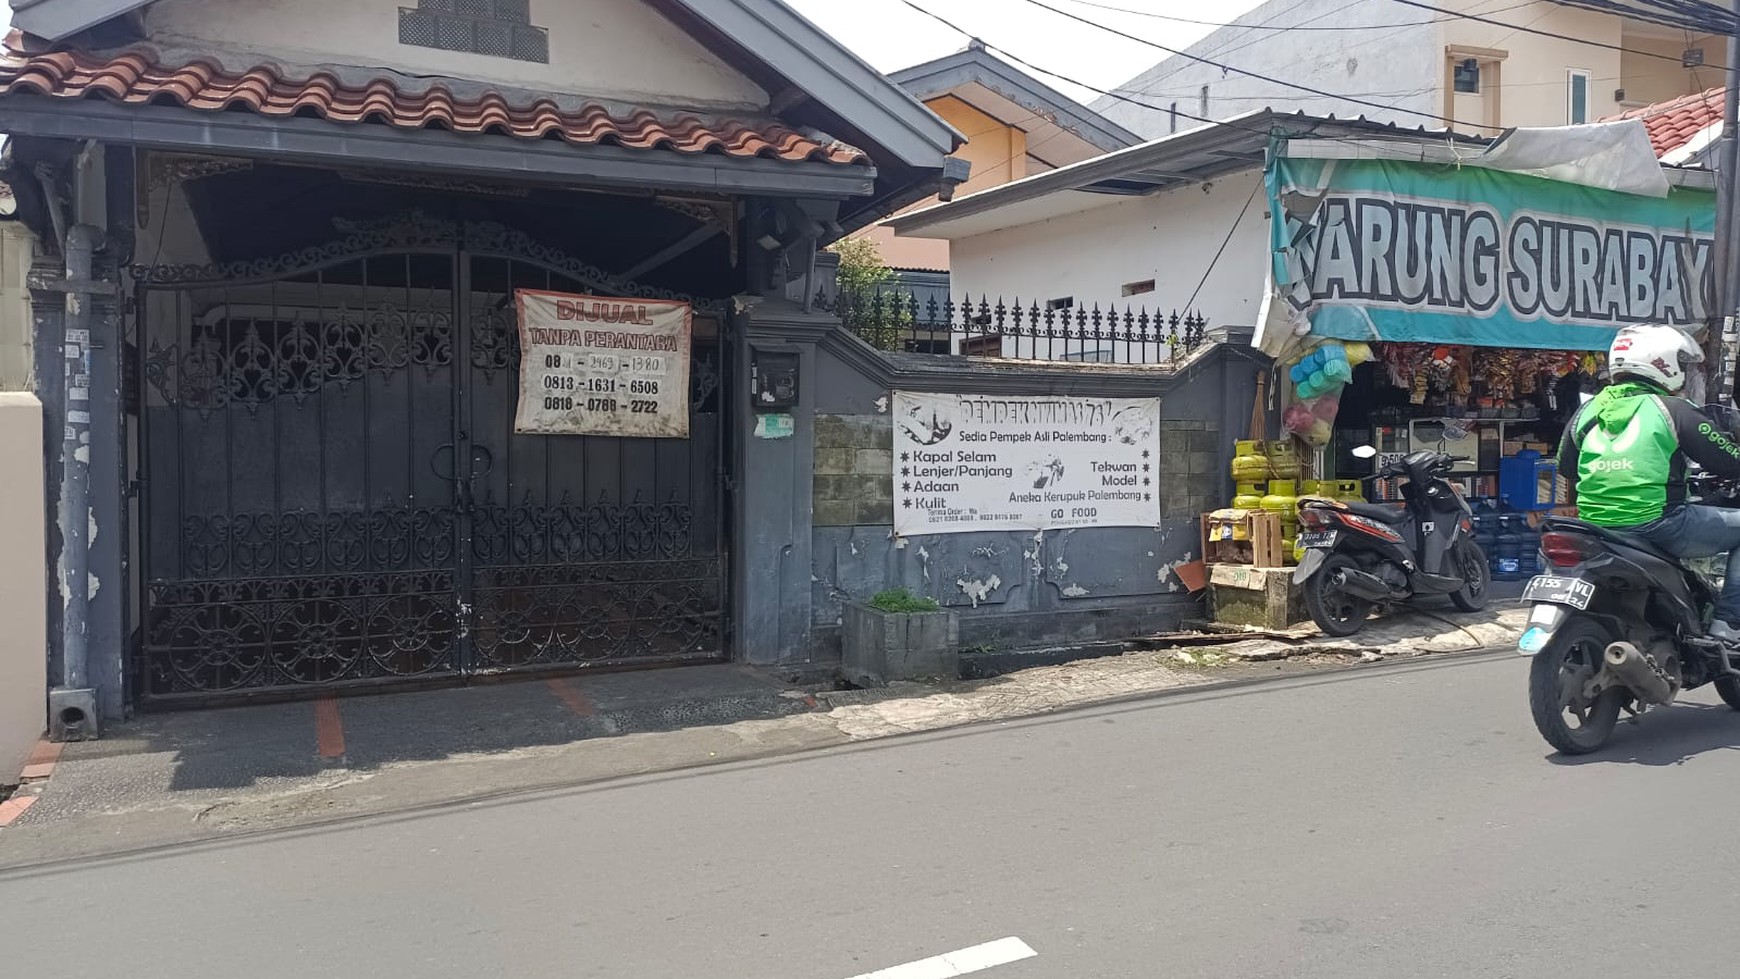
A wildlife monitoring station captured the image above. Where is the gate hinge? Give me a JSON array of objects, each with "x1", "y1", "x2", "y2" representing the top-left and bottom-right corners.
[{"x1": 127, "y1": 478, "x2": 141, "y2": 499}]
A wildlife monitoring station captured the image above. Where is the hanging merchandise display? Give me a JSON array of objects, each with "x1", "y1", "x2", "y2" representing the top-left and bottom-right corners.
[
  {"x1": 1281, "y1": 340, "x2": 1373, "y2": 447},
  {"x1": 1342, "y1": 339, "x2": 1597, "y2": 575},
  {"x1": 1371, "y1": 343, "x2": 1601, "y2": 418}
]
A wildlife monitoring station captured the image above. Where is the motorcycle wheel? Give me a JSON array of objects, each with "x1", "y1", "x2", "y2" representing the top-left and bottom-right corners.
[
  {"x1": 1304, "y1": 553, "x2": 1374, "y2": 638},
  {"x1": 1448, "y1": 537, "x2": 1490, "y2": 612},
  {"x1": 1716, "y1": 676, "x2": 1740, "y2": 712},
  {"x1": 1528, "y1": 616, "x2": 1624, "y2": 755}
]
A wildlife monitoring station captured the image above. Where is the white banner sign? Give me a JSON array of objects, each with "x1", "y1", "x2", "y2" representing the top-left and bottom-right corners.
[
  {"x1": 514, "y1": 289, "x2": 691, "y2": 438},
  {"x1": 893, "y1": 392, "x2": 1162, "y2": 535}
]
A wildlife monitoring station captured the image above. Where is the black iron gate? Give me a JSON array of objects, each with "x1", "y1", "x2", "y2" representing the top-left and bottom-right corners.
[{"x1": 134, "y1": 213, "x2": 728, "y2": 703}]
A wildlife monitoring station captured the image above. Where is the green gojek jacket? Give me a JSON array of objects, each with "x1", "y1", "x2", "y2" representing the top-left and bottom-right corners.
[{"x1": 1557, "y1": 381, "x2": 1740, "y2": 527}]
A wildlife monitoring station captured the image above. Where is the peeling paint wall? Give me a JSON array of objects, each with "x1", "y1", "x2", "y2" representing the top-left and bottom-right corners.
[{"x1": 809, "y1": 340, "x2": 1261, "y2": 660}]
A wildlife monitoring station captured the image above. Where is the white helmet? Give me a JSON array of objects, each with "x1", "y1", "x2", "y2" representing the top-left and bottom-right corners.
[{"x1": 1608, "y1": 324, "x2": 1703, "y2": 393}]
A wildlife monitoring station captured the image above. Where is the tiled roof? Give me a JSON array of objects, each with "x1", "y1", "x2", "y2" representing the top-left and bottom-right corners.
[
  {"x1": 1610, "y1": 86, "x2": 1724, "y2": 158},
  {"x1": 0, "y1": 34, "x2": 869, "y2": 167}
]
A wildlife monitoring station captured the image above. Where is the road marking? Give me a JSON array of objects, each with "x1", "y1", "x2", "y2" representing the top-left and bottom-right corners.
[
  {"x1": 547, "y1": 677, "x2": 597, "y2": 716},
  {"x1": 314, "y1": 695, "x2": 346, "y2": 760},
  {"x1": 842, "y1": 937, "x2": 1037, "y2": 979}
]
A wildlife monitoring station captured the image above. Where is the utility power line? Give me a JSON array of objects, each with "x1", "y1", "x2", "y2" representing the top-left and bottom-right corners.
[
  {"x1": 1056, "y1": 0, "x2": 1534, "y2": 31},
  {"x1": 894, "y1": 0, "x2": 1486, "y2": 144},
  {"x1": 1394, "y1": 0, "x2": 1730, "y2": 69},
  {"x1": 1548, "y1": 0, "x2": 1735, "y2": 36},
  {"x1": 1003, "y1": 0, "x2": 1487, "y2": 128}
]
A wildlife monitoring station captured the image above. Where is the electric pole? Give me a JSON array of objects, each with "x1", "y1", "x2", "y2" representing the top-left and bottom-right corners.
[{"x1": 1718, "y1": 0, "x2": 1740, "y2": 405}]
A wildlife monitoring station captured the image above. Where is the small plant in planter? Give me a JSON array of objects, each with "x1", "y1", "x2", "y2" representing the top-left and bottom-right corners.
[
  {"x1": 867, "y1": 588, "x2": 941, "y2": 613},
  {"x1": 843, "y1": 587, "x2": 960, "y2": 687}
]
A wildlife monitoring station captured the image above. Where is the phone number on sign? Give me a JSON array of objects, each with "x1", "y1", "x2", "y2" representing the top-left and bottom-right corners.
[{"x1": 540, "y1": 396, "x2": 661, "y2": 414}]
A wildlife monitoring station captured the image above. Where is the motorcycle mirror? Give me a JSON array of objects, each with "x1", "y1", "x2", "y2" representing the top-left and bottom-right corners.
[{"x1": 1351, "y1": 445, "x2": 1378, "y2": 459}]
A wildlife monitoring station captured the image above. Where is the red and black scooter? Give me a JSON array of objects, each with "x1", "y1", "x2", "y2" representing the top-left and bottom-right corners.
[{"x1": 1293, "y1": 447, "x2": 1491, "y2": 637}]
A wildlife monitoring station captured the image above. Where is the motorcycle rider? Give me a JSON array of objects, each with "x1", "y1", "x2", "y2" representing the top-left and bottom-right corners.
[{"x1": 1557, "y1": 324, "x2": 1740, "y2": 639}]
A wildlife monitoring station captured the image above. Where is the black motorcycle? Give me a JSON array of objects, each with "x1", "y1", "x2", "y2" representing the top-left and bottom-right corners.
[
  {"x1": 1521, "y1": 472, "x2": 1740, "y2": 754},
  {"x1": 1293, "y1": 448, "x2": 1491, "y2": 637}
]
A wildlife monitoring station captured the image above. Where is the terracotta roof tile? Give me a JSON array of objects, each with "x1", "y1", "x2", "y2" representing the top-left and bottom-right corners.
[
  {"x1": 0, "y1": 37, "x2": 869, "y2": 167},
  {"x1": 1608, "y1": 85, "x2": 1724, "y2": 158}
]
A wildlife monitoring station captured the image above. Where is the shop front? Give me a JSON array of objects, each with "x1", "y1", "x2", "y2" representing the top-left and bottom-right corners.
[{"x1": 1252, "y1": 131, "x2": 1716, "y2": 577}]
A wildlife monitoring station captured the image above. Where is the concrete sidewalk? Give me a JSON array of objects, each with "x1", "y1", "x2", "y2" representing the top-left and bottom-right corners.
[{"x1": 0, "y1": 598, "x2": 1530, "y2": 867}]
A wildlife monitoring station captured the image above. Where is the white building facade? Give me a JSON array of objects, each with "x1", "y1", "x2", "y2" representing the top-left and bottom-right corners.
[{"x1": 1098, "y1": 0, "x2": 1727, "y2": 139}]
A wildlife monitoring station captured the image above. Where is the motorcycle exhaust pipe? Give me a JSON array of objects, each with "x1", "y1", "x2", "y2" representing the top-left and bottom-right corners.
[
  {"x1": 1332, "y1": 567, "x2": 1398, "y2": 601},
  {"x1": 1604, "y1": 642, "x2": 1676, "y2": 705}
]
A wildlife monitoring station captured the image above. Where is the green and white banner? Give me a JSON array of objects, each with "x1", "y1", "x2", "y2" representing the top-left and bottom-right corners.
[{"x1": 1263, "y1": 155, "x2": 1716, "y2": 351}]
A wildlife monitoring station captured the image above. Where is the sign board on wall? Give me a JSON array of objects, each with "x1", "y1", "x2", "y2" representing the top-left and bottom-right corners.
[
  {"x1": 892, "y1": 391, "x2": 1162, "y2": 536},
  {"x1": 514, "y1": 289, "x2": 691, "y2": 438},
  {"x1": 1261, "y1": 155, "x2": 1717, "y2": 355}
]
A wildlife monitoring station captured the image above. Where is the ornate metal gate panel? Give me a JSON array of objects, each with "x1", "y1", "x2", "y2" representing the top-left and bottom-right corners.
[{"x1": 135, "y1": 215, "x2": 728, "y2": 703}]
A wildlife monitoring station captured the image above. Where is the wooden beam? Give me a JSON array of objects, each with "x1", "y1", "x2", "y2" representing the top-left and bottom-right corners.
[{"x1": 618, "y1": 224, "x2": 725, "y2": 282}]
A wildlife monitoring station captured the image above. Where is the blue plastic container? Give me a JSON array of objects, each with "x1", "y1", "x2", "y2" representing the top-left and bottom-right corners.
[{"x1": 1499, "y1": 450, "x2": 1559, "y2": 511}]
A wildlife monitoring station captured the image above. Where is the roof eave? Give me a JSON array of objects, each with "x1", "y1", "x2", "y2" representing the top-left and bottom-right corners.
[
  {"x1": 12, "y1": 0, "x2": 967, "y2": 172},
  {"x1": 889, "y1": 108, "x2": 1280, "y2": 237},
  {"x1": 888, "y1": 46, "x2": 1140, "y2": 153},
  {"x1": 0, "y1": 93, "x2": 880, "y2": 199},
  {"x1": 10, "y1": 0, "x2": 149, "y2": 41},
  {"x1": 645, "y1": 0, "x2": 966, "y2": 168}
]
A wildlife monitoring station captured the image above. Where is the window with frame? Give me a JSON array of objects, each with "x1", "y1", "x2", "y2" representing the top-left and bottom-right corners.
[
  {"x1": 1453, "y1": 59, "x2": 1480, "y2": 94},
  {"x1": 399, "y1": 0, "x2": 549, "y2": 63},
  {"x1": 1568, "y1": 69, "x2": 1591, "y2": 124}
]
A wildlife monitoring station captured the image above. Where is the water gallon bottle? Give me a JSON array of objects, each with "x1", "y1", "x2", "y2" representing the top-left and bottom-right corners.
[
  {"x1": 1474, "y1": 502, "x2": 1499, "y2": 568},
  {"x1": 1494, "y1": 515, "x2": 1523, "y2": 581},
  {"x1": 1519, "y1": 517, "x2": 1541, "y2": 576}
]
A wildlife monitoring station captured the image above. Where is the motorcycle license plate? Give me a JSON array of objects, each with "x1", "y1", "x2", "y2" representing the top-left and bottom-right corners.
[
  {"x1": 1298, "y1": 531, "x2": 1338, "y2": 548},
  {"x1": 1522, "y1": 575, "x2": 1596, "y2": 610}
]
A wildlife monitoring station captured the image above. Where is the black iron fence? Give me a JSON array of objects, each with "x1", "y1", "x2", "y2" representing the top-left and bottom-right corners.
[{"x1": 817, "y1": 289, "x2": 1208, "y2": 364}]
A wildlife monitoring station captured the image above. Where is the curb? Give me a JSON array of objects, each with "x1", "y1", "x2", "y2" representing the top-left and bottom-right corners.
[
  {"x1": 0, "y1": 738, "x2": 63, "y2": 828},
  {"x1": 0, "y1": 643, "x2": 1518, "y2": 869}
]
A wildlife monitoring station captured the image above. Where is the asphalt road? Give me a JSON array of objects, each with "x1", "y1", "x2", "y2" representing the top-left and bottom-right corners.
[{"x1": 4, "y1": 652, "x2": 1739, "y2": 979}]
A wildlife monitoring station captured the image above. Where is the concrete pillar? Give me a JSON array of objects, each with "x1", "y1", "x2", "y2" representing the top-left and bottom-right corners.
[{"x1": 732, "y1": 298, "x2": 833, "y2": 669}]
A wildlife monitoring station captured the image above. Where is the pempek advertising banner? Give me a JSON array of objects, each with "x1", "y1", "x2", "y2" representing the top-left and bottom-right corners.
[
  {"x1": 1262, "y1": 155, "x2": 1717, "y2": 353},
  {"x1": 892, "y1": 392, "x2": 1162, "y2": 536}
]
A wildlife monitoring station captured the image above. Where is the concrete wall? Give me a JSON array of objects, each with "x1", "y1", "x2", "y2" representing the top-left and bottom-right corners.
[
  {"x1": 946, "y1": 169, "x2": 1269, "y2": 333},
  {"x1": 1095, "y1": 0, "x2": 1715, "y2": 138},
  {"x1": 730, "y1": 301, "x2": 1265, "y2": 672},
  {"x1": 0, "y1": 223, "x2": 35, "y2": 392},
  {"x1": 0, "y1": 393, "x2": 46, "y2": 781},
  {"x1": 805, "y1": 336, "x2": 1263, "y2": 661},
  {"x1": 1440, "y1": 4, "x2": 1622, "y2": 131},
  {"x1": 144, "y1": 0, "x2": 768, "y2": 110},
  {"x1": 1094, "y1": 0, "x2": 1441, "y2": 137},
  {"x1": 866, "y1": 94, "x2": 1036, "y2": 273},
  {"x1": 807, "y1": 347, "x2": 1259, "y2": 664},
  {"x1": 1620, "y1": 37, "x2": 1723, "y2": 109}
]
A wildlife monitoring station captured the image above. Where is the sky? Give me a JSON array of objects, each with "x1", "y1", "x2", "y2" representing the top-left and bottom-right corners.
[{"x1": 780, "y1": 0, "x2": 1268, "y2": 107}]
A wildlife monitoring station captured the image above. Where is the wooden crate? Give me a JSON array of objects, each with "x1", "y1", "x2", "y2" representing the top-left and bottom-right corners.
[{"x1": 1201, "y1": 511, "x2": 1285, "y2": 569}]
